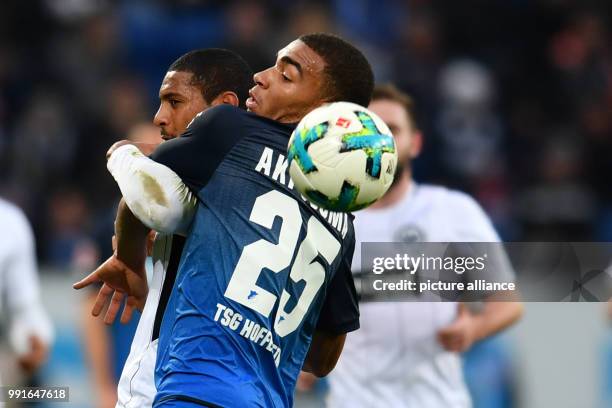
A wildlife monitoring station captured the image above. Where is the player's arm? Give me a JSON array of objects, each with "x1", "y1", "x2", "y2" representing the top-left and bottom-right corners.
[
  {"x1": 302, "y1": 331, "x2": 347, "y2": 377},
  {"x1": 107, "y1": 105, "x2": 244, "y2": 235},
  {"x1": 107, "y1": 144, "x2": 197, "y2": 235},
  {"x1": 82, "y1": 106, "x2": 244, "y2": 321},
  {"x1": 73, "y1": 202, "x2": 150, "y2": 323},
  {"x1": 458, "y1": 241, "x2": 523, "y2": 343},
  {"x1": 80, "y1": 292, "x2": 117, "y2": 407},
  {"x1": 94, "y1": 142, "x2": 194, "y2": 319},
  {"x1": 439, "y1": 263, "x2": 523, "y2": 352},
  {"x1": 96, "y1": 137, "x2": 199, "y2": 314},
  {"x1": 473, "y1": 298, "x2": 523, "y2": 337},
  {"x1": 303, "y1": 237, "x2": 359, "y2": 377},
  {"x1": 437, "y1": 299, "x2": 523, "y2": 353},
  {"x1": 438, "y1": 192, "x2": 523, "y2": 352},
  {"x1": 114, "y1": 199, "x2": 149, "y2": 276}
]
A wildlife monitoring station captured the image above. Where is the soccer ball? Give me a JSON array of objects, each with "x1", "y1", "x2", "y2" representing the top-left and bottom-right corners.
[{"x1": 287, "y1": 102, "x2": 398, "y2": 212}]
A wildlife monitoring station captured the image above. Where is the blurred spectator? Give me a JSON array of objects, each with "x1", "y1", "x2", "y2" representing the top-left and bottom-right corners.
[
  {"x1": 49, "y1": 10, "x2": 122, "y2": 118},
  {"x1": 331, "y1": 0, "x2": 407, "y2": 50},
  {"x1": 118, "y1": 0, "x2": 226, "y2": 101},
  {"x1": 285, "y1": 3, "x2": 335, "y2": 39},
  {"x1": 224, "y1": 0, "x2": 277, "y2": 73},
  {"x1": 81, "y1": 276, "x2": 141, "y2": 408},
  {"x1": 434, "y1": 59, "x2": 516, "y2": 234},
  {"x1": 0, "y1": 1, "x2": 610, "y2": 407},
  {"x1": 436, "y1": 59, "x2": 503, "y2": 185},
  {"x1": 0, "y1": 198, "x2": 54, "y2": 382},
  {"x1": 515, "y1": 136, "x2": 597, "y2": 240},
  {"x1": 0, "y1": 0, "x2": 608, "y2": 273},
  {"x1": 127, "y1": 122, "x2": 164, "y2": 144},
  {"x1": 45, "y1": 188, "x2": 98, "y2": 270},
  {"x1": 10, "y1": 91, "x2": 78, "y2": 207},
  {"x1": 81, "y1": 290, "x2": 120, "y2": 408}
]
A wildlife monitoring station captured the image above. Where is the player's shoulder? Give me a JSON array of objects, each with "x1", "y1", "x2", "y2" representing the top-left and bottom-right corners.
[
  {"x1": 0, "y1": 198, "x2": 28, "y2": 224},
  {"x1": 418, "y1": 183, "x2": 499, "y2": 241},
  {"x1": 416, "y1": 183, "x2": 482, "y2": 214},
  {"x1": 0, "y1": 198, "x2": 33, "y2": 240},
  {"x1": 186, "y1": 105, "x2": 248, "y2": 133},
  {"x1": 186, "y1": 105, "x2": 292, "y2": 138}
]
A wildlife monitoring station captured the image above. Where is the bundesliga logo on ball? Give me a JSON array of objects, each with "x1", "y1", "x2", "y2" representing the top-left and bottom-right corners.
[{"x1": 287, "y1": 102, "x2": 398, "y2": 212}]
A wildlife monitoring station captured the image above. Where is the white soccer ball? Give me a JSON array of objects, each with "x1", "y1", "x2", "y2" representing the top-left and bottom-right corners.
[{"x1": 287, "y1": 102, "x2": 398, "y2": 212}]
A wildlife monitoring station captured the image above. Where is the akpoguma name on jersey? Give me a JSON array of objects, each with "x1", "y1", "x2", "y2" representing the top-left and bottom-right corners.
[
  {"x1": 214, "y1": 303, "x2": 282, "y2": 366},
  {"x1": 255, "y1": 147, "x2": 349, "y2": 238}
]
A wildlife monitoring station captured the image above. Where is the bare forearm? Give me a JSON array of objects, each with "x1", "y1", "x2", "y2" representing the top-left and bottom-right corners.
[
  {"x1": 115, "y1": 199, "x2": 149, "y2": 273},
  {"x1": 472, "y1": 300, "x2": 523, "y2": 341},
  {"x1": 303, "y1": 331, "x2": 346, "y2": 377}
]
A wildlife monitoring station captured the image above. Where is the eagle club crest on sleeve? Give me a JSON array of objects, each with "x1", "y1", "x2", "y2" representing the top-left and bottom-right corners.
[{"x1": 393, "y1": 224, "x2": 426, "y2": 243}]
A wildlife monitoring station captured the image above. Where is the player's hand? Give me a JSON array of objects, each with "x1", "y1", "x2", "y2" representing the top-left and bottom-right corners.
[
  {"x1": 437, "y1": 304, "x2": 479, "y2": 353},
  {"x1": 106, "y1": 140, "x2": 134, "y2": 160},
  {"x1": 17, "y1": 335, "x2": 48, "y2": 375},
  {"x1": 73, "y1": 254, "x2": 148, "y2": 324},
  {"x1": 106, "y1": 140, "x2": 161, "y2": 160}
]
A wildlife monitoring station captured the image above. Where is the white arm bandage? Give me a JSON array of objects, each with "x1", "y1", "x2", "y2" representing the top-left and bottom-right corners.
[{"x1": 107, "y1": 144, "x2": 198, "y2": 235}]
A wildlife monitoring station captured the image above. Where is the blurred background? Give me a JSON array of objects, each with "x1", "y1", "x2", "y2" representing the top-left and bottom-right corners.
[{"x1": 0, "y1": 0, "x2": 611, "y2": 407}]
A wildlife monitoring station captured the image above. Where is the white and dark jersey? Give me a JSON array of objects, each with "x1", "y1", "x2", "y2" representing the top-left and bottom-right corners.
[
  {"x1": 113, "y1": 106, "x2": 359, "y2": 408},
  {"x1": 116, "y1": 234, "x2": 184, "y2": 408},
  {"x1": 327, "y1": 182, "x2": 501, "y2": 408},
  {"x1": 151, "y1": 105, "x2": 357, "y2": 408}
]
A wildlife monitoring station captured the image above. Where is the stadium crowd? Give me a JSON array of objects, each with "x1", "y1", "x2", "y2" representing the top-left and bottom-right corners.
[
  {"x1": 0, "y1": 0, "x2": 611, "y2": 264},
  {"x1": 0, "y1": 1, "x2": 611, "y2": 407}
]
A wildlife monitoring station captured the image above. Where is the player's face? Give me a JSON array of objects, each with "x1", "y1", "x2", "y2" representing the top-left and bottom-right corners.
[
  {"x1": 368, "y1": 99, "x2": 420, "y2": 164},
  {"x1": 154, "y1": 71, "x2": 209, "y2": 140},
  {"x1": 248, "y1": 40, "x2": 327, "y2": 123}
]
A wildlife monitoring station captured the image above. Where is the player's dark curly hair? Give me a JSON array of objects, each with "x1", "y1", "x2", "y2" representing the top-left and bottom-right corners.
[
  {"x1": 299, "y1": 33, "x2": 374, "y2": 107},
  {"x1": 169, "y1": 49, "x2": 253, "y2": 109}
]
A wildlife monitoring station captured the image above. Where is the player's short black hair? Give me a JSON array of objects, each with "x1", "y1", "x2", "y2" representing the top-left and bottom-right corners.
[
  {"x1": 168, "y1": 49, "x2": 253, "y2": 109},
  {"x1": 299, "y1": 33, "x2": 374, "y2": 107}
]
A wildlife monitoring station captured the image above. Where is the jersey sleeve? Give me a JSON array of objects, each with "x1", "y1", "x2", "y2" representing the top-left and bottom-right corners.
[
  {"x1": 316, "y1": 235, "x2": 360, "y2": 334},
  {"x1": 150, "y1": 105, "x2": 246, "y2": 192},
  {"x1": 449, "y1": 192, "x2": 516, "y2": 285},
  {"x1": 449, "y1": 191, "x2": 501, "y2": 242}
]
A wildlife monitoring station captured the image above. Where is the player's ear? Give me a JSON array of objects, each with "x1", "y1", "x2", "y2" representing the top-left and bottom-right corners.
[
  {"x1": 409, "y1": 130, "x2": 423, "y2": 159},
  {"x1": 213, "y1": 91, "x2": 240, "y2": 107}
]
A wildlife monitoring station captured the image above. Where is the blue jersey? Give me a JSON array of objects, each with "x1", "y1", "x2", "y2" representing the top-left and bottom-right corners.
[{"x1": 150, "y1": 106, "x2": 359, "y2": 407}]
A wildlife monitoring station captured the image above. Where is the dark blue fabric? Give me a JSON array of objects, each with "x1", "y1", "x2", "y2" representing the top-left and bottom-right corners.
[{"x1": 151, "y1": 106, "x2": 358, "y2": 407}]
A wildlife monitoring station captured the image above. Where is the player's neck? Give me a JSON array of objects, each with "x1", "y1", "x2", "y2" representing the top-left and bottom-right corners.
[{"x1": 368, "y1": 169, "x2": 412, "y2": 209}]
